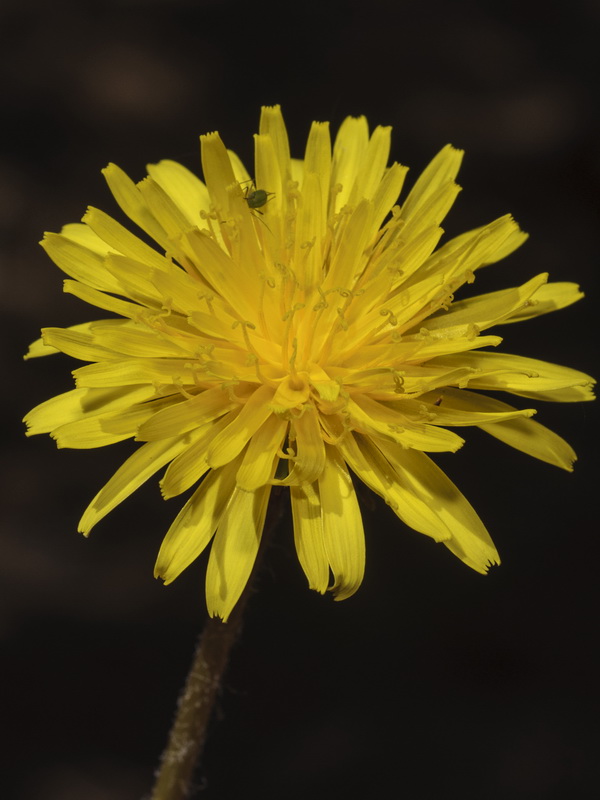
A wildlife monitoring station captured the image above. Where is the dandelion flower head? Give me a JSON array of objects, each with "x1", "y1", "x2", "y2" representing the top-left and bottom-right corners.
[{"x1": 24, "y1": 105, "x2": 595, "y2": 620}]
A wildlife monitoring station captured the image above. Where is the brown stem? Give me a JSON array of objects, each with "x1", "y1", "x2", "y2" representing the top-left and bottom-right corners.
[
  {"x1": 149, "y1": 488, "x2": 285, "y2": 800},
  {"x1": 149, "y1": 604, "x2": 245, "y2": 800}
]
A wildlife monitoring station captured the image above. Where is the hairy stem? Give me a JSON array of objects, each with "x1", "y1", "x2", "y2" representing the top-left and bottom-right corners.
[
  {"x1": 149, "y1": 488, "x2": 285, "y2": 799},
  {"x1": 149, "y1": 605, "x2": 245, "y2": 800}
]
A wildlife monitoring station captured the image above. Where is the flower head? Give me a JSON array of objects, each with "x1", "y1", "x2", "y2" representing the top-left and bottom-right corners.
[{"x1": 25, "y1": 105, "x2": 594, "y2": 620}]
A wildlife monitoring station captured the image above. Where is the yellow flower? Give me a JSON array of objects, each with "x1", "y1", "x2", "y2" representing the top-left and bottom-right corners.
[{"x1": 24, "y1": 105, "x2": 594, "y2": 621}]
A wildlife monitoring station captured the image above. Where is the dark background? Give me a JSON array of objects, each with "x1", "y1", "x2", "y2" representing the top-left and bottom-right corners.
[{"x1": 2, "y1": 1, "x2": 598, "y2": 798}]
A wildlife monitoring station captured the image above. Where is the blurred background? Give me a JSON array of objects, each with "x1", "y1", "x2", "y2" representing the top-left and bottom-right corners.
[{"x1": 1, "y1": 1, "x2": 598, "y2": 798}]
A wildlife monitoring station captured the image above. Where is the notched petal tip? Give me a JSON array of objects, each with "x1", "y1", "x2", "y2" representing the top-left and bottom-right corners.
[
  {"x1": 152, "y1": 556, "x2": 174, "y2": 585},
  {"x1": 443, "y1": 143, "x2": 465, "y2": 159},
  {"x1": 77, "y1": 522, "x2": 92, "y2": 539},
  {"x1": 153, "y1": 565, "x2": 172, "y2": 585},
  {"x1": 207, "y1": 608, "x2": 229, "y2": 623},
  {"x1": 482, "y1": 555, "x2": 501, "y2": 573},
  {"x1": 199, "y1": 131, "x2": 222, "y2": 144},
  {"x1": 49, "y1": 432, "x2": 64, "y2": 449},
  {"x1": 330, "y1": 579, "x2": 363, "y2": 602}
]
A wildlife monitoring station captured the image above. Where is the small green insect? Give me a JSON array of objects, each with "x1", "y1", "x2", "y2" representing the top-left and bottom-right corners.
[{"x1": 242, "y1": 183, "x2": 274, "y2": 214}]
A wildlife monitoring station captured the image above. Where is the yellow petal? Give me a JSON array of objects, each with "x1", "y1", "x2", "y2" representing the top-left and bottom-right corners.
[
  {"x1": 79, "y1": 435, "x2": 192, "y2": 535},
  {"x1": 155, "y1": 457, "x2": 242, "y2": 584},
  {"x1": 24, "y1": 336, "x2": 59, "y2": 359},
  {"x1": 335, "y1": 429, "x2": 452, "y2": 543},
  {"x1": 58, "y1": 221, "x2": 113, "y2": 254},
  {"x1": 236, "y1": 414, "x2": 288, "y2": 491},
  {"x1": 103, "y1": 254, "x2": 166, "y2": 307},
  {"x1": 400, "y1": 144, "x2": 463, "y2": 223},
  {"x1": 187, "y1": 310, "x2": 242, "y2": 342},
  {"x1": 41, "y1": 326, "x2": 122, "y2": 362},
  {"x1": 503, "y1": 281, "x2": 584, "y2": 324},
  {"x1": 146, "y1": 159, "x2": 212, "y2": 222},
  {"x1": 138, "y1": 177, "x2": 194, "y2": 243},
  {"x1": 418, "y1": 214, "x2": 526, "y2": 284},
  {"x1": 323, "y1": 199, "x2": 373, "y2": 292},
  {"x1": 339, "y1": 332, "x2": 502, "y2": 369},
  {"x1": 102, "y1": 162, "x2": 169, "y2": 248},
  {"x1": 331, "y1": 115, "x2": 369, "y2": 212},
  {"x1": 63, "y1": 280, "x2": 145, "y2": 319},
  {"x1": 90, "y1": 322, "x2": 193, "y2": 359},
  {"x1": 137, "y1": 386, "x2": 239, "y2": 441},
  {"x1": 160, "y1": 413, "x2": 235, "y2": 499},
  {"x1": 440, "y1": 388, "x2": 577, "y2": 470},
  {"x1": 53, "y1": 395, "x2": 177, "y2": 448},
  {"x1": 318, "y1": 445, "x2": 365, "y2": 600},
  {"x1": 401, "y1": 182, "x2": 462, "y2": 244},
  {"x1": 370, "y1": 162, "x2": 408, "y2": 232},
  {"x1": 25, "y1": 319, "x2": 122, "y2": 361},
  {"x1": 150, "y1": 266, "x2": 225, "y2": 318},
  {"x1": 435, "y1": 351, "x2": 596, "y2": 400},
  {"x1": 223, "y1": 181, "x2": 270, "y2": 280},
  {"x1": 294, "y1": 171, "x2": 326, "y2": 290},
  {"x1": 259, "y1": 104, "x2": 292, "y2": 187},
  {"x1": 479, "y1": 415, "x2": 577, "y2": 471},
  {"x1": 184, "y1": 229, "x2": 258, "y2": 321},
  {"x1": 423, "y1": 273, "x2": 549, "y2": 333},
  {"x1": 291, "y1": 481, "x2": 329, "y2": 594},
  {"x1": 375, "y1": 440, "x2": 499, "y2": 573},
  {"x1": 200, "y1": 132, "x2": 237, "y2": 218},
  {"x1": 24, "y1": 384, "x2": 158, "y2": 435},
  {"x1": 405, "y1": 389, "x2": 535, "y2": 427},
  {"x1": 347, "y1": 395, "x2": 465, "y2": 452},
  {"x1": 205, "y1": 483, "x2": 272, "y2": 621},
  {"x1": 276, "y1": 404, "x2": 326, "y2": 485},
  {"x1": 355, "y1": 225, "x2": 442, "y2": 294},
  {"x1": 291, "y1": 158, "x2": 305, "y2": 188},
  {"x1": 207, "y1": 384, "x2": 276, "y2": 468},
  {"x1": 226, "y1": 149, "x2": 252, "y2": 186},
  {"x1": 41, "y1": 233, "x2": 123, "y2": 294},
  {"x1": 254, "y1": 132, "x2": 283, "y2": 230},
  {"x1": 83, "y1": 206, "x2": 168, "y2": 270},
  {"x1": 303, "y1": 120, "x2": 331, "y2": 223},
  {"x1": 73, "y1": 358, "x2": 201, "y2": 389},
  {"x1": 351, "y1": 125, "x2": 392, "y2": 203}
]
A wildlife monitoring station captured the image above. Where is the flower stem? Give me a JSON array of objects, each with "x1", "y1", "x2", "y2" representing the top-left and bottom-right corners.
[
  {"x1": 149, "y1": 605, "x2": 246, "y2": 800},
  {"x1": 149, "y1": 488, "x2": 285, "y2": 800}
]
